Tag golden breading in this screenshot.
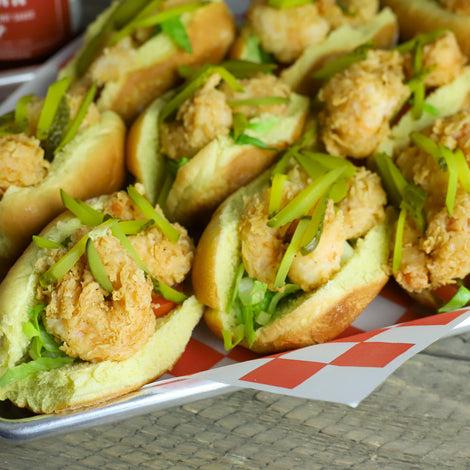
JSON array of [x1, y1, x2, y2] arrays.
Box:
[[438, 0, 470, 15], [159, 74, 232, 161], [247, 0, 330, 63], [317, 0, 379, 29], [0, 134, 48, 197], [318, 49, 409, 158]]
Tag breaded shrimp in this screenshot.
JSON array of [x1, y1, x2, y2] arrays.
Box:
[[41, 232, 156, 363], [337, 167, 387, 240], [0, 134, 48, 197], [221, 73, 291, 119], [288, 200, 345, 291], [318, 0, 379, 29], [159, 73, 232, 161], [319, 49, 409, 158], [38, 190, 194, 362], [247, 0, 330, 63], [403, 31, 466, 88]]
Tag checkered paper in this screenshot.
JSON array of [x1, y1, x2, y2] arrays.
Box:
[[162, 284, 470, 407]]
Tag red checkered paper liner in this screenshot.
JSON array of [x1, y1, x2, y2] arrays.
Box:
[[160, 284, 470, 407]]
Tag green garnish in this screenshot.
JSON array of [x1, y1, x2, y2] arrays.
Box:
[[86, 238, 114, 294], [153, 279, 188, 303], [232, 112, 249, 141], [227, 96, 290, 107], [127, 185, 180, 242], [312, 41, 375, 81], [242, 36, 276, 65], [109, 1, 205, 46], [234, 133, 277, 150], [269, 173, 288, 216], [392, 207, 407, 272], [273, 217, 310, 289], [439, 144, 459, 216], [410, 132, 446, 170], [374, 152, 427, 233], [14, 94, 34, 131], [161, 16, 192, 53], [32, 236, 63, 250], [395, 29, 447, 55], [61, 189, 104, 227], [268, 166, 347, 228], [54, 82, 98, 154], [36, 77, 71, 141], [43, 96, 70, 162], [454, 148, 470, 193], [118, 218, 155, 235], [159, 64, 244, 122], [268, 0, 314, 8], [39, 234, 88, 288], [438, 281, 470, 313], [300, 192, 328, 255]]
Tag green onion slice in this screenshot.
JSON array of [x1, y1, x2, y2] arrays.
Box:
[[221, 59, 277, 77], [127, 185, 180, 242], [55, 82, 98, 154], [269, 173, 288, 217], [161, 15, 192, 53], [438, 281, 470, 313], [454, 148, 470, 193], [14, 94, 34, 131], [234, 133, 278, 150], [300, 192, 328, 255], [266, 283, 301, 314], [33, 236, 63, 250], [152, 279, 188, 303], [86, 238, 113, 294], [227, 96, 290, 107], [60, 189, 104, 227], [268, 166, 346, 228], [268, 0, 314, 8], [312, 40, 374, 81], [118, 219, 155, 235], [439, 143, 459, 216], [395, 29, 447, 54], [246, 116, 278, 134], [392, 207, 407, 273], [39, 234, 88, 288], [221, 326, 245, 350], [36, 77, 71, 141], [232, 112, 249, 141], [273, 217, 310, 290], [110, 1, 205, 46]]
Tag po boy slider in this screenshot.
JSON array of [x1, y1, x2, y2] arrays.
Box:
[[0, 77, 126, 278], [0, 186, 203, 413], [60, 0, 236, 123], [192, 139, 392, 353]]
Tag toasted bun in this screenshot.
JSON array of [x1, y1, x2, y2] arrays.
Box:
[[192, 170, 392, 354], [0, 200, 203, 414], [0, 111, 126, 279], [61, 1, 236, 123], [381, 0, 470, 57], [127, 92, 310, 226], [280, 7, 398, 95]]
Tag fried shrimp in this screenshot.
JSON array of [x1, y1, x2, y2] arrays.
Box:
[[221, 73, 291, 119], [40, 232, 156, 363], [318, 49, 409, 158], [317, 0, 379, 29], [438, 0, 470, 15], [0, 134, 48, 197], [247, 0, 330, 63], [37, 190, 194, 362], [403, 31, 466, 88], [159, 73, 233, 161]]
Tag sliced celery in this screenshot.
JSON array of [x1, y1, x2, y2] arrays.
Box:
[[269, 173, 288, 217], [392, 207, 407, 273], [268, 166, 346, 228], [161, 16, 192, 53], [454, 148, 470, 193], [268, 0, 314, 8], [439, 144, 458, 217], [127, 185, 180, 242], [438, 281, 470, 313], [32, 235, 63, 250], [232, 112, 249, 141], [14, 94, 34, 131], [152, 279, 188, 303], [300, 192, 328, 255], [118, 219, 155, 235], [222, 59, 277, 77], [273, 217, 309, 289], [36, 77, 71, 141], [60, 189, 104, 227], [55, 82, 97, 154], [86, 238, 114, 294], [39, 234, 88, 287], [227, 96, 290, 107]]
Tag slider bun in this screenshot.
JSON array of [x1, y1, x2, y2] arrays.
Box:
[[280, 7, 399, 95], [0, 111, 126, 279], [61, 1, 236, 123], [126, 92, 310, 226], [192, 170, 393, 354], [0, 199, 203, 414], [381, 0, 470, 57]]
